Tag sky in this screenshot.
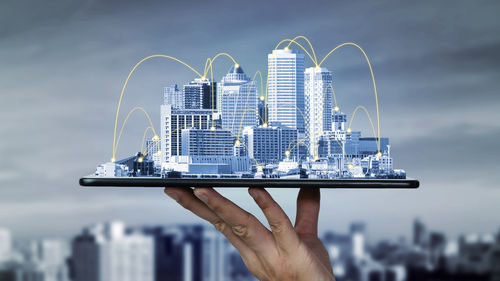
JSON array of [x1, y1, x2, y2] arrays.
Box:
[[1, 0, 499, 242]]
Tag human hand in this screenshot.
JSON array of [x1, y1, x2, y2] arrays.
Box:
[[164, 187, 335, 281]]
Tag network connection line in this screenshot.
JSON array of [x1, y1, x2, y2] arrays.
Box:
[[252, 70, 265, 101], [113, 106, 157, 161], [140, 126, 154, 155], [112, 54, 204, 162], [203, 53, 238, 78], [318, 42, 381, 149], [347, 105, 379, 152]]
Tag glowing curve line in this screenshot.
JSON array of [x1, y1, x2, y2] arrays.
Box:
[[140, 126, 154, 154], [285, 35, 319, 66], [318, 42, 381, 150], [203, 52, 238, 77], [274, 39, 317, 66], [252, 70, 264, 99], [112, 54, 204, 160], [347, 105, 379, 151], [114, 106, 157, 158]]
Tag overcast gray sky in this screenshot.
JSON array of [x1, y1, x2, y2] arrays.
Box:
[[1, 0, 499, 241]]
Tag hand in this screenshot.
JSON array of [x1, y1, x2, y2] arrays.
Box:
[[164, 187, 335, 281]]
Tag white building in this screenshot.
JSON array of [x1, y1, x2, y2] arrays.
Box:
[[218, 65, 258, 138], [267, 48, 305, 133], [164, 84, 184, 109], [0, 228, 11, 263], [164, 155, 251, 174], [160, 105, 214, 164], [72, 221, 154, 281], [95, 162, 129, 177], [304, 67, 333, 157]]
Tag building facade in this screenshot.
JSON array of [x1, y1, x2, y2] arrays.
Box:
[[183, 78, 217, 110], [160, 105, 213, 164], [164, 84, 184, 110], [218, 65, 258, 138], [267, 49, 305, 133], [243, 125, 299, 163], [304, 67, 333, 157], [181, 128, 234, 156]]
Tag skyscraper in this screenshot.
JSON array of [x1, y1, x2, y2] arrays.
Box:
[[218, 65, 258, 138], [184, 78, 217, 110], [71, 221, 154, 281], [267, 48, 305, 132], [304, 67, 333, 157]]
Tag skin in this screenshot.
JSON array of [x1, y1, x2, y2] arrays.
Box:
[[164, 187, 335, 281]]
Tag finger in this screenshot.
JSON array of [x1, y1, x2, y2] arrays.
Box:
[[164, 187, 253, 257], [248, 188, 300, 253], [294, 187, 320, 236], [193, 187, 276, 255]]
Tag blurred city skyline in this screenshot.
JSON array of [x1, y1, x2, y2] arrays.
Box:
[[1, 0, 500, 242]]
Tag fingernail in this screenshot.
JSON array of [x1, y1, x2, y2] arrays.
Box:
[[194, 189, 208, 204], [165, 190, 179, 202]]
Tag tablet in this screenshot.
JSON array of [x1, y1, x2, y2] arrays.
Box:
[[79, 176, 419, 189]]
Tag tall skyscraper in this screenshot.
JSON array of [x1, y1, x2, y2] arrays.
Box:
[[304, 67, 333, 157], [0, 228, 11, 263], [267, 48, 305, 132], [184, 78, 217, 110], [71, 221, 154, 281], [218, 65, 258, 137], [164, 84, 184, 110]]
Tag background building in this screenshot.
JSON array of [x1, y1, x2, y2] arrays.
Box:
[[0, 228, 11, 263], [267, 49, 305, 133], [71, 221, 154, 281]]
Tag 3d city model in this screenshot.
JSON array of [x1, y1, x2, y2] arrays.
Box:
[[94, 37, 407, 180]]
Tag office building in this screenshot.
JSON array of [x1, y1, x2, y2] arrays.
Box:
[[181, 128, 234, 156], [304, 67, 333, 157], [160, 105, 213, 163], [243, 125, 298, 163], [218, 65, 258, 137], [359, 137, 389, 155], [267, 48, 305, 132], [184, 78, 217, 110], [71, 221, 154, 281], [0, 228, 11, 263], [141, 224, 230, 281], [164, 84, 184, 109]]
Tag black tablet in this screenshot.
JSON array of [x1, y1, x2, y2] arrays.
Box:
[[79, 176, 419, 189]]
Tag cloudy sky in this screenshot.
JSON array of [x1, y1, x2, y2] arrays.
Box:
[[1, 0, 499, 241]]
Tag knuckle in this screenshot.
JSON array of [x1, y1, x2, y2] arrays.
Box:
[[231, 224, 250, 238], [213, 221, 227, 233], [269, 221, 285, 234]]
